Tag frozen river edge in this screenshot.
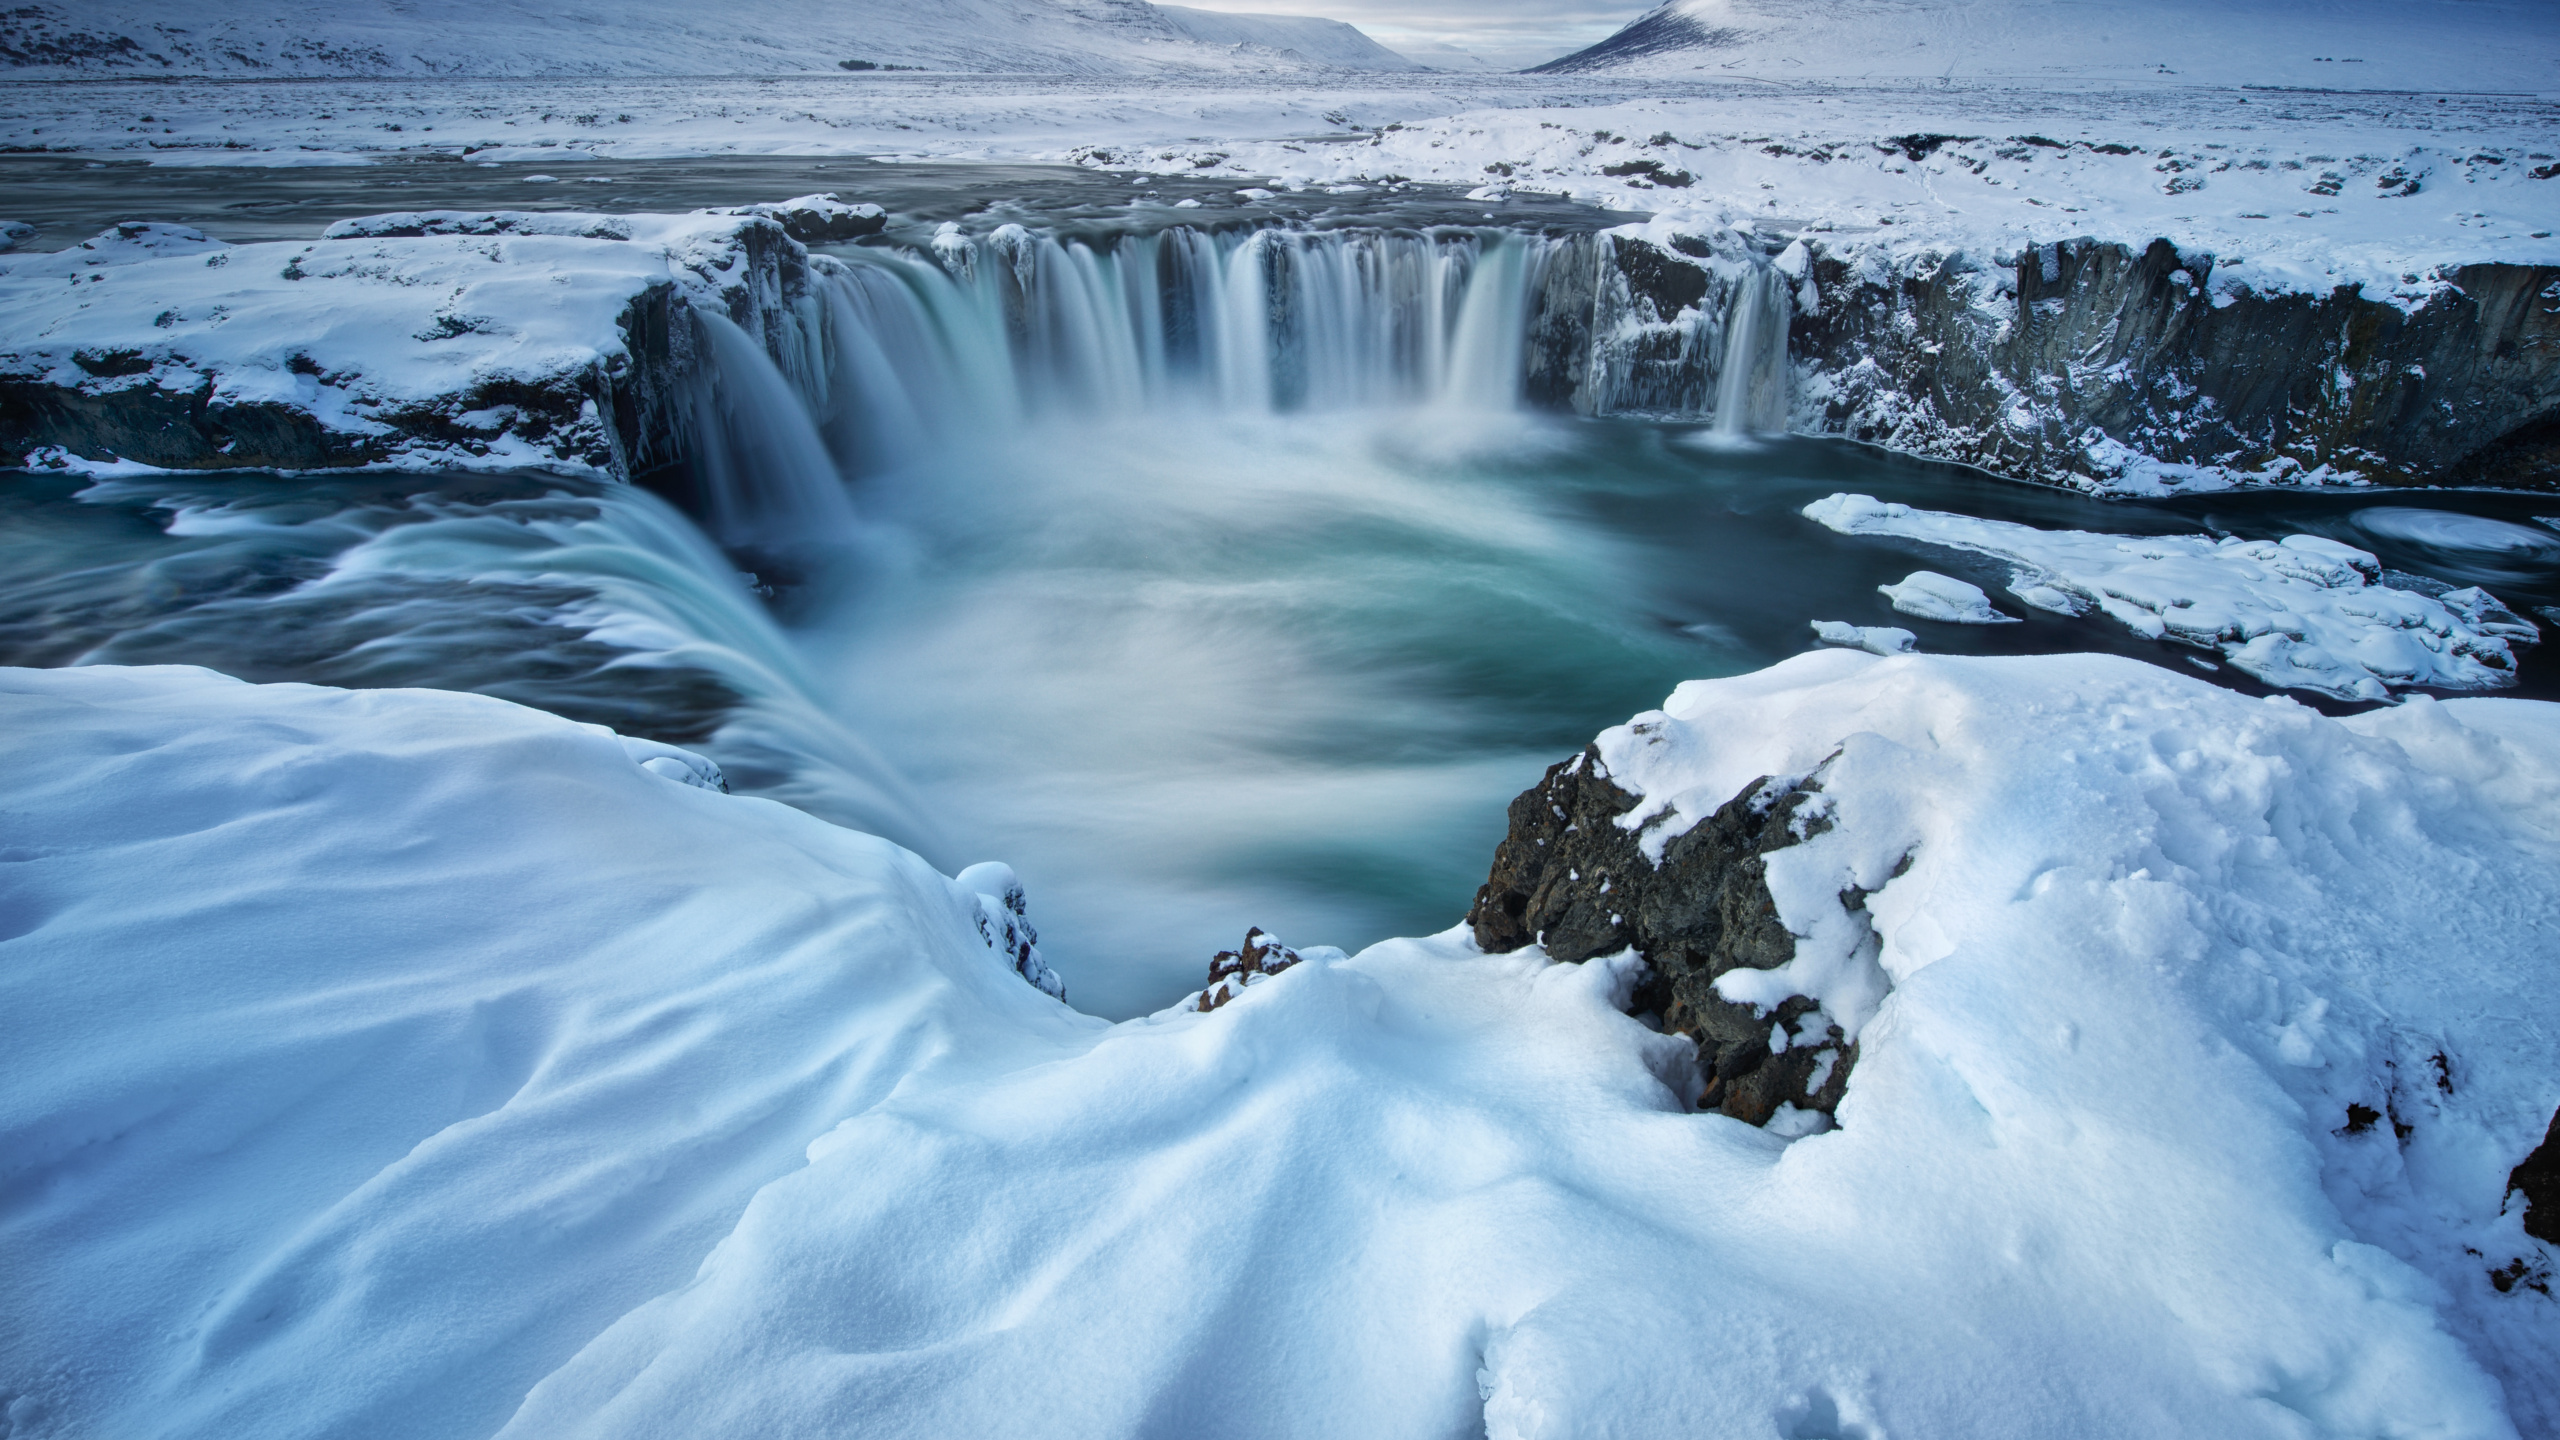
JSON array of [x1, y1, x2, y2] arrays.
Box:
[[4, 183, 2554, 496]]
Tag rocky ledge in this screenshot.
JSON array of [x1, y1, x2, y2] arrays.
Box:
[[0, 197, 873, 477], [1467, 746, 1877, 1127], [1532, 227, 2560, 493]]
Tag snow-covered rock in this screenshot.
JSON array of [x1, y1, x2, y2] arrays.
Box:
[[0, 210, 819, 474], [6, 655, 2556, 1436], [1878, 569, 2013, 624], [1808, 492, 2538, 699], [1810, 618, 1917, 654]]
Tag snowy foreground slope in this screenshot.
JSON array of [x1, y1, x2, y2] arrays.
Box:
[[4, 657, 2557, 1437], [1536, 0, 2560, 93], [0, 0, 1423, 78]]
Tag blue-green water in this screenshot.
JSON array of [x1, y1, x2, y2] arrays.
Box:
[[6, 414, 2553, 1014]]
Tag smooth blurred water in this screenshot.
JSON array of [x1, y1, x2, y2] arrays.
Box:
[[8, 421, 2556, 1016]]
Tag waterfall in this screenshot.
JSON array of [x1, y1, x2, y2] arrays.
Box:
[[664, 224, 1568, 559], [1711, 266, 1792, 436], [687, 309, 863, 548], [773, 226, 1553, 472]]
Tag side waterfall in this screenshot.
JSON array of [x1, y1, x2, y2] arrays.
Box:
[[1712, 265, 1792, 436]]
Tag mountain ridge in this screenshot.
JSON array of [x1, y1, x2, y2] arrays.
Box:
[[0, 0, 1429, 77]]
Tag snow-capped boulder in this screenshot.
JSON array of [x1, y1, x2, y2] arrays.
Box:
[[1879, 570, 2015, 624], [1469, 749, 1863, 1126], [716, 194, 888, 246]]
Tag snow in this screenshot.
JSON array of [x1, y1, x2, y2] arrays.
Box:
[[0, 0, 1427, 77], [1807, 492, 2541, 700], [0, 211, 776, 471], [5, 656, 2556, 1436], [1810, 618, 1918, 654], [1879, 568, 2014, 624], [1541, 0, 2560, 94], [7, 72, 2549, 303]]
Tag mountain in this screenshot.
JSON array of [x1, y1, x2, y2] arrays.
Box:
[[1529, 0, 2560, 93], [0, 0, 1427, 77]]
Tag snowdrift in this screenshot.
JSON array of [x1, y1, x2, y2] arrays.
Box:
[[3, 655, 2557, 1437]]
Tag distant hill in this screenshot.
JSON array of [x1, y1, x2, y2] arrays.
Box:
[[0, 0, 1428, 77], [1529, 0, 2560, 93]]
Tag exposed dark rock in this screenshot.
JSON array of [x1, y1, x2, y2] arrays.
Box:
[[1197, 928, 1303, 1011], [1535, 228, 2560, 491], [1788, 237, 2560, 490], [1527, 8, 1745, 74], [2513, 1106, 2560, 1245], [1467, 747, 1861, 1126]]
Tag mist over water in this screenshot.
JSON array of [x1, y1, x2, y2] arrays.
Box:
[[7, 212, 2558, 1017]]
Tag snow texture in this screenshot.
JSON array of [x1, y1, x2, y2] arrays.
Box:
[[0, 211, 775, 471], [1538, 0, 2559, 93], [1808, 492, 2540, 700], [1879, 569, 2015, 624], [0, 0, 1426, 77], [1810, 618, 1918, 654], [8, 656, 2555, 1436]]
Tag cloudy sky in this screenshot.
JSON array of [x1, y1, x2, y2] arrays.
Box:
[[1177, 0, 1652, 69]]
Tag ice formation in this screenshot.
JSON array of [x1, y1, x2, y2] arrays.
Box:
[[1807, 492, 2541, 699]]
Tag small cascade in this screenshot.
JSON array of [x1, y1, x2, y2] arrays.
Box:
[[1439, 236, 1532, 409], [1711, 265, 1793, 436], [686, 310, 863, 548]]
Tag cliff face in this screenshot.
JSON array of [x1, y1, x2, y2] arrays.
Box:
[[1466, 746, 1866, 1127], [0, 212, 828, 480], [1532, 227, 2560, 492], [8, 210, 2554, 499]]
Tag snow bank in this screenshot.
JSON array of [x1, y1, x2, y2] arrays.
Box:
[[0, 664, 1091, 1440], [1808, 492, 2540, 699], [6, 656, 2557, 1435]]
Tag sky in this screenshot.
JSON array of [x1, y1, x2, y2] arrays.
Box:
[[1170, 0, 1649, 70]]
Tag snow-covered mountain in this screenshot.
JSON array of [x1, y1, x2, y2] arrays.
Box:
[[1531, 0, 2560, 93], [0, 0, 1427, 77]]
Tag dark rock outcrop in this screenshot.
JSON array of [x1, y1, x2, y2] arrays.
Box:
[[1196, 928, 1303, 1012], [1532, 229, 2560, 491], [2514, 1106, 2560, 1245], [1467, 748, 1859, 1125]]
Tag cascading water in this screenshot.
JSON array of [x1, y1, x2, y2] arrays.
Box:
[[686, 310, 862, 548], [685, 224, 1563, 503], [1712, 265, 1792, 436]]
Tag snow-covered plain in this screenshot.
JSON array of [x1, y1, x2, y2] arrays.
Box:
[[1538, 0, 2560, 93], [4, 655, 2556, 1437], [4, 72, 2550, 299], [0, 0, 1426, 78]]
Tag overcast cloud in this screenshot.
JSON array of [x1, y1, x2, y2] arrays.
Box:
[[1172, 0, 1650, 70]]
